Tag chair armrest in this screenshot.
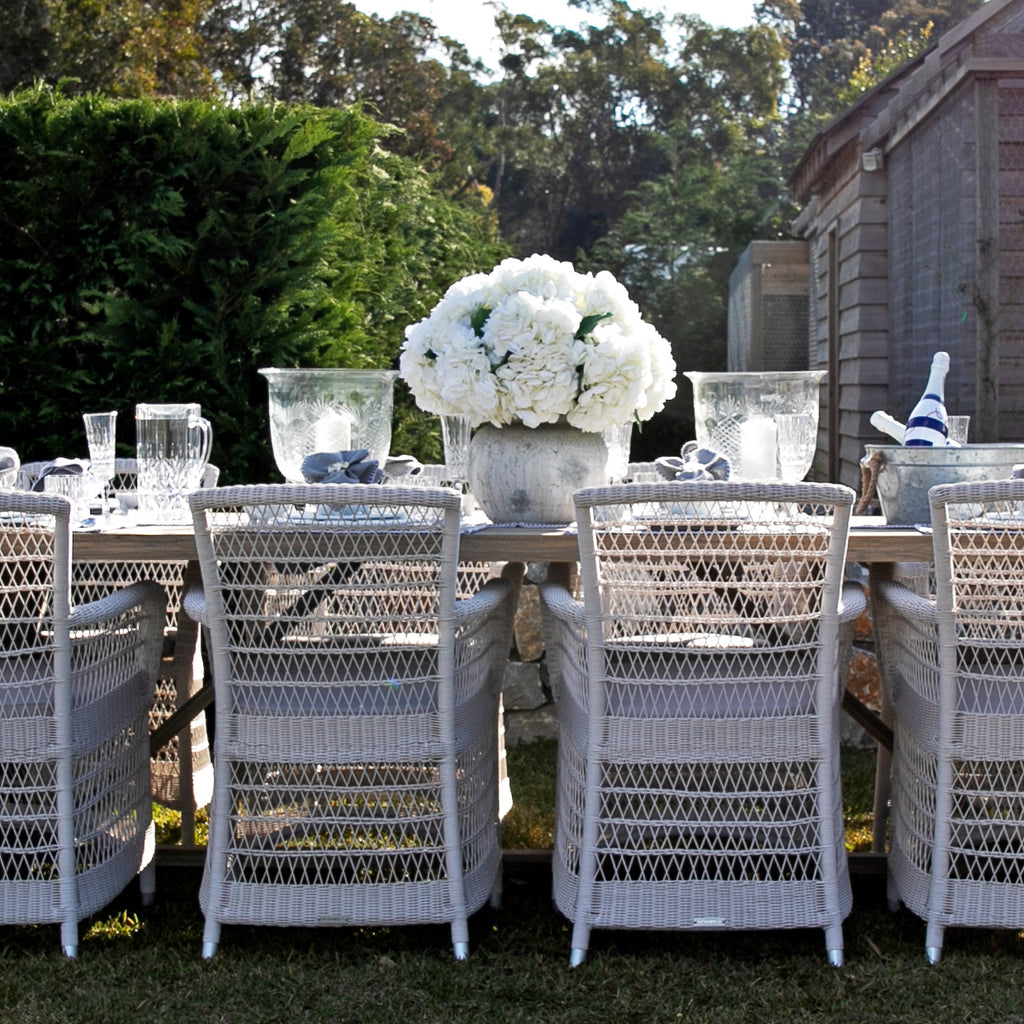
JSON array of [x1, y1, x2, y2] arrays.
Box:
[[838, 581, 868, 625], [454, 578, 516, 629], [874, 578, 941, 625], [182, 582, 210, 627], [69, 579, 165, 631], [538, 580, 587, 630], [68, 580, 166, 709]]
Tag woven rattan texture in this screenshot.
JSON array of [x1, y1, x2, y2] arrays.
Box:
[[540, 481, 863, 965], [0, 491, 165, 955], [876, 479, 1024, 962], [19, 458, 216, 811], [186, 484, 519, 958]]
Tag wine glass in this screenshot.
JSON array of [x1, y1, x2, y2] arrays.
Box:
[[83, 411, 117, 516]]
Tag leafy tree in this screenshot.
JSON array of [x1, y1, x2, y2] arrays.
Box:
[[479, 1, 679, 259], [2, 0, 214, 97], [0, 0, 51, 93], [836, 19, 933, 106], [590, 134, 792, 456], [0, 0, 978, 461], [755, 0, 982, 121], [201, 0, 483, 167]]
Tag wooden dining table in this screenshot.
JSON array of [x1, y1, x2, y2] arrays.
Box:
[[70, 513, 931, 862], [70, 514, 934, 565]]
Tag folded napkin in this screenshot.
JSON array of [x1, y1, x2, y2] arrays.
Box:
[[655, 441, 731, 482], [30, 458, 89, 491], [301, 449, 383, 485], [0, 446, 19, 488], [384, 455, 423, 479]]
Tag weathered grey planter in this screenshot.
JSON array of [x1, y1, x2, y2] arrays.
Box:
[[468, 421, 608, 523]]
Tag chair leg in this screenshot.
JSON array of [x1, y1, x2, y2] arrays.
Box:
[[824, 923, 844, 967], [61, 918, 78, 959], [925, 921, 944, 964], [569, 920, 591, 967], [139, 862, 156, 906], [450, 917, 470, 960], [201, 919, 221, 959]]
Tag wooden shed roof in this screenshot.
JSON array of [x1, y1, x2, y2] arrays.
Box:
[[792, 0, 1024, 202]]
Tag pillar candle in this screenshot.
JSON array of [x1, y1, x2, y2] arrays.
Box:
[[739, 416, 778, 480], [312, 410, 353, 452]]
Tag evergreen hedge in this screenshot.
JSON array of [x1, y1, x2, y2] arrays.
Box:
[[0, 87, 505, 481]]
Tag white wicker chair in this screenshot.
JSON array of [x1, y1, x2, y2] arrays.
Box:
[[21, 458, 217, 825], [540, 481, 864, 966], [185, 483, 520, 959], [874, 478, 1024, 963], [389, 465, 513, 816], [0, 491, 165, 956]]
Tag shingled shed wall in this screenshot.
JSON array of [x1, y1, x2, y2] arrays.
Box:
[[789, 0, 1024, 489]]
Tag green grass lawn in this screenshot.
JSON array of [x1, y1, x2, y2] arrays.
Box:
[[3, 741, 1024, 1024]]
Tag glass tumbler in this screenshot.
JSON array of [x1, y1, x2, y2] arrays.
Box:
[[441, 414, 472, 484], [775, 412, 817, 483]]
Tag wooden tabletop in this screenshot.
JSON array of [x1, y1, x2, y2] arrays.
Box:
[[69, 515, 935, 565]]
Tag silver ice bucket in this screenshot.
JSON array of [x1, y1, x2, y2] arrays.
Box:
[[863, 444, 1024, 524]]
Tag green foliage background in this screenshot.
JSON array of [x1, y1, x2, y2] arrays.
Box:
[[0, 88, 506, 481]]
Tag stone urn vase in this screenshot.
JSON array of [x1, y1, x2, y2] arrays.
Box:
[[467, 420, 609, 524]]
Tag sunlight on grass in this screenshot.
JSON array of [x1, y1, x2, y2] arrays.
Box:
[[502, 739, 557, 849], [83, 909, 143, 942], [152, 803, 210, 846], [842, 744, 878, 853]]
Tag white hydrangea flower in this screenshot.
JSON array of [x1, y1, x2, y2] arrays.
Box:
[[399, 253, 677, 432]]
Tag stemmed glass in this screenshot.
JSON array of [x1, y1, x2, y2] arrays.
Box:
[[440, 414, 474, 514], [83, 411, 117, 517]]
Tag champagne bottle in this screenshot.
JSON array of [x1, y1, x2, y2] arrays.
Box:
[[904, 352, 951, 447], [869, 411, 906, 444]]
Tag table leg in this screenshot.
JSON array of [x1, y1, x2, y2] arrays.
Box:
[[867, 561, 896, 854], [149, 559, 212, 848]]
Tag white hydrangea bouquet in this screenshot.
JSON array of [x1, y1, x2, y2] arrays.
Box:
[[399, 254, 677, 433]]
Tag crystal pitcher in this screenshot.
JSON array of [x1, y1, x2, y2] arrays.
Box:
[[135, 403, 213, 523]]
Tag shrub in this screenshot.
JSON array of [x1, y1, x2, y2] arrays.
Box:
[[0, 87, 505, 480]]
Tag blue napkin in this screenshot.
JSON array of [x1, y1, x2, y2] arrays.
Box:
[[655, 442, 731, 482], [301, 450, 383, 485]]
